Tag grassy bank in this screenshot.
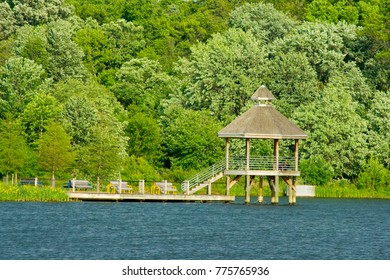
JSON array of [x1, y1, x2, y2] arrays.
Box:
[[0, 183, 69, 202]]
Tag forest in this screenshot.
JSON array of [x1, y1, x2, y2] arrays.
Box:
[[0, 0, 389, 193]]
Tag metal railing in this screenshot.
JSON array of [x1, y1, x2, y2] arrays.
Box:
[[228, 156, 296, 171], [181, 159, 226, 191], [181, 156, 296, 191]]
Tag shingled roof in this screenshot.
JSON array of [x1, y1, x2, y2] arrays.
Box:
[[218, 86, 308, 139]]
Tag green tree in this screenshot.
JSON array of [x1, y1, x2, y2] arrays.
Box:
[[300, 156, 334, 186], [21, 92, 62, 144], [293, 85, 368, 178], [74, 18, 145, 85], [62, 96, 98, 146], [162, 106, 224, 170], [176, 28, 266, 123], [0, 57, 46, 117], [0, 115, 30, 184], [0, 0, 73, 40], [46, 20, 87, 82], [357, 157, 390, 192], [37, 122, 74, 187], [112, 58, 179, 115], [125, 111, 163, 164], [229, 2, 297, 43], [78, 116, 127, 191]]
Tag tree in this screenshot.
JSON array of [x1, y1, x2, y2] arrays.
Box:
[[176, 28, 266, 123], [21, 92, 62, 144], [112, 58, 179, 115], [293, 85, 368, 178], [62, 96, 98, 146], [162, 106, 224, 171], [229, 2, 297, 43], [125, 110, 163, 164], [37, 122, 74, 187], [0, 115, 30, 184], [74, 18, 145, 85], [0, 57, 46, 117], [357, 157, 390, 192], [78, 115, 127, 191], [46, 20, 87, 82], [271, 21, 359, 83], [0, 0, 73, 40]]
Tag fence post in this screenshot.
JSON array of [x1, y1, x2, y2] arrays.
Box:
[[34, 177, 38, 187], [139, 180, 145, 194], [72, 178, 75, 192], [185, 181, 189, 195], [119, 178, 122, 194]]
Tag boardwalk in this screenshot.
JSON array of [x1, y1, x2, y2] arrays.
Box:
[[67, 192, 235, 203]]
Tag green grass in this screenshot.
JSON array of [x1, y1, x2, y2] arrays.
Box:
[[0, 183, 69, 202]]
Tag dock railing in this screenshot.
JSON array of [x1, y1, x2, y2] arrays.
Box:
[[181, 156, 296, 192]]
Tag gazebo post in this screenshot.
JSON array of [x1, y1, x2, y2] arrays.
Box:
[[225, 138, 230, 195], [273, 139, 279, 204], [293, 139, 299, 204], [258, 176, 264, 204], [245, 138, 251, 204]]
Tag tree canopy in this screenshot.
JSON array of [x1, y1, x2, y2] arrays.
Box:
[[0, 0, 388, 189]]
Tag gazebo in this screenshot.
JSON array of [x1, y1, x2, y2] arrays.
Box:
[[218, 85, 308, 204]]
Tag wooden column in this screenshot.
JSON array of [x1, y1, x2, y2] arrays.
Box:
[[225, 138, 230, 195], [258, 176, 264, 204], [292, 177, 297, 205], [288, 178, 293, 205], [294, 139, 299, 171], [273, 139, 279, 204], [245, 138, 250, 204]]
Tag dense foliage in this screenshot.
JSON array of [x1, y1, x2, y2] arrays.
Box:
[[0, 0, 388, 193]]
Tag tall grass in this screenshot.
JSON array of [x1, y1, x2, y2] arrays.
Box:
[[0, 183, 69, 202], [315, 180, 390, 199]]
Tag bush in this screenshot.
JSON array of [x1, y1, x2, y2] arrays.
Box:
[[357, 158, 390, 192], [300, 156, 334, 186]]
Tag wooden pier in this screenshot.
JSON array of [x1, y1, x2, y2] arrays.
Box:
[[67, 192, 235, 203]]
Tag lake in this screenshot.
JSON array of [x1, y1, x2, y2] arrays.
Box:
[[0, 197, 389, 260]]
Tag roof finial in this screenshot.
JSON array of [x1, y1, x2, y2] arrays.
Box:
[[251, 85, 275, 105]]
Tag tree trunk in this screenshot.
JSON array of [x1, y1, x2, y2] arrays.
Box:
[[51, 171, 56, 188]]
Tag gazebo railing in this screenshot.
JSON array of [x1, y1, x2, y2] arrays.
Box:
[[181, 156, 296, 191], [228, 156, 296, 171]]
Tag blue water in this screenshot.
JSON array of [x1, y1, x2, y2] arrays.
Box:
[[0, 198, 389, 260]]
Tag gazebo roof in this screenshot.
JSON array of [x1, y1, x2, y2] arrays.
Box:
[[218, 86, 308, 139], [251, 85, 275, 101]]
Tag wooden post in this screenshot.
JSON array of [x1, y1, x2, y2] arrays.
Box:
[[288, 177, 293, 205], [246, 138, 250, 171], [225, 138, 229, 170], [207, 180, 211, 195], [72, 178, 75, 192], [185, 181, 190, 195], [139, 180, 145, 194], [35, 177, 38, 187], [258, 176, 264, 204], [273, 139, 279, 204], [226, 176, 230, 195], [119, 178, 122, 194], [294, 139, 299, 171], [269, 177, 275, 204], [245, 175, 250, 204], [292, 177, 297, 205], [245, 138, 250, 204]]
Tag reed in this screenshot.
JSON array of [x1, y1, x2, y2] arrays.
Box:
[[0, 183, 69, 202]]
